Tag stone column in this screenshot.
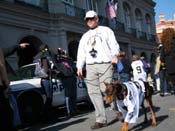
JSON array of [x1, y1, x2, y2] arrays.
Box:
[[59, 30, 68, 52]]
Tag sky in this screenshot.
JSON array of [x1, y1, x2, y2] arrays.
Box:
[[154, 0, 175, 24]]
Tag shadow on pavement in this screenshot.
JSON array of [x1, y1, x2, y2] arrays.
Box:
[[129, 115, 169, 131], [138, 105, 160, 117], [41, 118, 88, 131], [18, 102, 94, 131], [20, 118, 88, 131], [107, 118, 119, 126]]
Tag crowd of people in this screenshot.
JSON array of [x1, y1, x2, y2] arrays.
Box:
[[34, 44, 79, 122], [159, 28, 175, 96], [0, 9, 175, 131]]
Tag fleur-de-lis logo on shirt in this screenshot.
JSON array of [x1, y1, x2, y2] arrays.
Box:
[[89, 48, 97, 58]]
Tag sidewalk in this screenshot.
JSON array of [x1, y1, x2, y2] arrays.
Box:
[[20, 94, 175, 131]]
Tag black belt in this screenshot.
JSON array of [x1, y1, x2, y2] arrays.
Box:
[[87, 62, 110, 65]]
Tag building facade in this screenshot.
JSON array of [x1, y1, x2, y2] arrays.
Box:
[[0, 0, 157, 70], [156, 14, 175, 42]]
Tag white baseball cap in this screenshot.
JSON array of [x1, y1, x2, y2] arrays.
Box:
[[84, 10, 98, 20]]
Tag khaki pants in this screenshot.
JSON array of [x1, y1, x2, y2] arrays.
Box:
[[86, 63, 113, 123]]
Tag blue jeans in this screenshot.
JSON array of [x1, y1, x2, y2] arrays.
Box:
[[159, 70, 168, 93], [41, 79, 53, 119], [41, 79, 52, 98], [9, 94, 21, 126], [120, 73, 131, 82]]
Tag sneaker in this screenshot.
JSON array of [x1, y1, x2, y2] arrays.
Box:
[[90, 122, 107, 130], [164, 92, 169, 96], [171, 91, 174, 95]]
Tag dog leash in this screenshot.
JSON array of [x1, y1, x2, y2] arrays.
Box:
[[83, 63, 120, 85], [84, 63, 113, 82], [112, 63, 120, 82]]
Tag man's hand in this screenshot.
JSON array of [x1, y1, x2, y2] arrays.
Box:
[[20, 43, 30, 49], [77, 68, 83, 80], [4, 80, 10, 89], [112, 56, 118, 64], [3, 80, 10, 98]]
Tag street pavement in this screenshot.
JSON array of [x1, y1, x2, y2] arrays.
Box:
[[19, 93, 175, 131]]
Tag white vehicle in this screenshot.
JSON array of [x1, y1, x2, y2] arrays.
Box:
[[10, 63, 89, 125]]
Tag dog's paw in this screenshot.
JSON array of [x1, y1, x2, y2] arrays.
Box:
[[152, 116, 156, 127], [122, 122, 128, 131], [117, 112, 123, 121], [122, 127, 128, 131], [152, 122, 156, 127]]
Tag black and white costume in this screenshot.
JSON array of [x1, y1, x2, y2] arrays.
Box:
[[116, 80, 145, 123]]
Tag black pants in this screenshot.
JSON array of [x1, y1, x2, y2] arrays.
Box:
[[62, 76, 77, 115], [168, 74, 175, 94], [0, 88, 14, 130]]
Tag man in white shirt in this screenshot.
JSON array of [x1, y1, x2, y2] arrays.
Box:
[[76, 10, 120, 130], [131, 54, 147, 82]]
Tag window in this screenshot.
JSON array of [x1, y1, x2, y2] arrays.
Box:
[[146, 14, 151, 34], [123, 3, 131, 33], [86, 0, 97, 11], [146, 14, 152, 40], [135, 9, 142, 32], [62, 0, 75, 16], [135, 9, 143, 38]]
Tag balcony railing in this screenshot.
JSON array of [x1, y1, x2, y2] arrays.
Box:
[[128, 28, 137, 37], [98, 16, 124, 32], [147, 34, 156, 42], [61, 3, 156, 43], [14, 0, 48, 12], [116, 21, 125, 32], [14, 1, 156, 43], [137, 30, 147, 40]]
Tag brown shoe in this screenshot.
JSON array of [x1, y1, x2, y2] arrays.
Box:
[[90, 122, 107, 130]]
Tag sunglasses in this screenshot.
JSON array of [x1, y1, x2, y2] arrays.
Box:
[[86, 17, 96, 21]]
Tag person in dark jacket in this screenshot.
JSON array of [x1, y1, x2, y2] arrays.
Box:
[[155, 44, 168, 96], [160, 28, 175, 95], [119, 50, 131, 82], [55, 48, 78, 117], [0, 43, 29, 130]]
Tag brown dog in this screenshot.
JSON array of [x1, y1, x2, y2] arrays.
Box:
[[104, 80, 156, 131]]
